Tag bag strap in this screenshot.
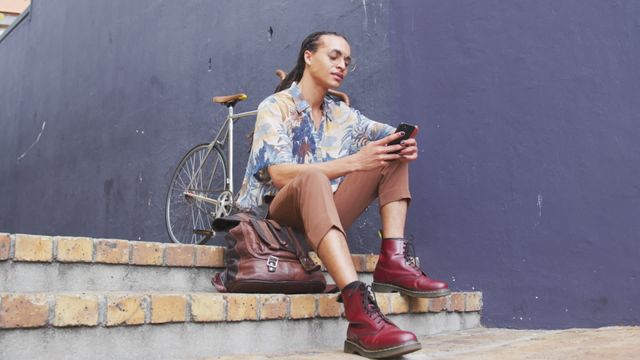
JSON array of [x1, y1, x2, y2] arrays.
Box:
[[249, 218, 285, 250], [264, 219, 292, 248], [285, 227, 321, 273]]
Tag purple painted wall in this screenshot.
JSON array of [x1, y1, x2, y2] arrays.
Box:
[[0, 0, 393, 253], [390, 0, 640, 328]]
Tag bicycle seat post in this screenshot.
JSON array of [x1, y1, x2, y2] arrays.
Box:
[[227, 104, 235, 194]]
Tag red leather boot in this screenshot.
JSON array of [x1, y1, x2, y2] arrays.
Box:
[[372, 238, 451, 298], [339, 281, 421, 359]]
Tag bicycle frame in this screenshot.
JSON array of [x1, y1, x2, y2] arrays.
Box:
[[183, 105, 257, 206], [226, 106, 259, 193], [181, 68, 349, 208], [167, 70, 352, 244]]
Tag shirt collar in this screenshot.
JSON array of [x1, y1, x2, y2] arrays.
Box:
[[289, 82, 334, 122]]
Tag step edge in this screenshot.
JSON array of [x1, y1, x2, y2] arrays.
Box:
[[0, 232, 377, 272], [0, 291, 482, 330]]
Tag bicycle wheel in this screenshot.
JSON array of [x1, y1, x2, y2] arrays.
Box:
[[166, 144, 228, 244]]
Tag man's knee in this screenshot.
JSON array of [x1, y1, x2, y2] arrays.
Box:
[[292, 168, 331, 189], [381, 160, 410, 181], [384, 159, 409, 172]]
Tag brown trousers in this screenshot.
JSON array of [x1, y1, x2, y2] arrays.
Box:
[[268, 160, 411, 251]]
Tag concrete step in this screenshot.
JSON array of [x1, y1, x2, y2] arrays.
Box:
[[0, 233, 375, 292], [0, 290, 483, 359], [1, 232, 482, 359]]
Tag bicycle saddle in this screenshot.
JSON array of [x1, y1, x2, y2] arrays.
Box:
[[212, 93, 248, 107]]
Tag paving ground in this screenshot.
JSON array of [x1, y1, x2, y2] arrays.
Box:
[[204, 326, 640, 360]]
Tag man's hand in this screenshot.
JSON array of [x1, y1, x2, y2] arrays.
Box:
[[352, 132, 407, 171], [397, 137, 418, 163]]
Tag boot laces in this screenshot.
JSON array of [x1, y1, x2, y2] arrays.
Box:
[[402, 238, 420, 269], [361, 284, 390, 325]]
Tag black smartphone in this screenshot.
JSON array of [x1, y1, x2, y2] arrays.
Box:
[[389, 123, 419, 146]]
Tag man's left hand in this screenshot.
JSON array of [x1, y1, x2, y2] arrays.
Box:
[[397, 138, 418, 162]]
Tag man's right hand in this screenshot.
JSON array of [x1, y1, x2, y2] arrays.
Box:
[[352, 132, 406, 171]]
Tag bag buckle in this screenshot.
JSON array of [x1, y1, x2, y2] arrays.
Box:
[[267, 256, 279, 272]]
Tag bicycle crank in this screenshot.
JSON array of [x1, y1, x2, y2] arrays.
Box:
[[215, 190, 234, 218]]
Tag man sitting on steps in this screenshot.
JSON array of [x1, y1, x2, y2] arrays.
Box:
[[236, 31, 451, 359]]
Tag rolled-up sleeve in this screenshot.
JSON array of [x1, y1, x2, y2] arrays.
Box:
[[349, 109, 395, 153], [249, 98, 294, 183]]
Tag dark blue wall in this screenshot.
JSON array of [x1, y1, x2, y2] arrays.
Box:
[[391, 0, 640, 328], [2, 0, 640, 329], [0, 0, 393, 251]]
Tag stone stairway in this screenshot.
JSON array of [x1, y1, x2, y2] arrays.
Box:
[[0, 233, 483, 359]]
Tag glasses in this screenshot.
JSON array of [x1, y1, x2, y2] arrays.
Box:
[[326, 50, 357, 72]]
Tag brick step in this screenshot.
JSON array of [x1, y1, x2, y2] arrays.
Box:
[[0, 290, 482, 359], [0, 233, 375, 292]]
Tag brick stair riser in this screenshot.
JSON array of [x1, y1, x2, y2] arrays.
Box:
[[0, 290, 481, 360], [0, 292, 482, 329], [0, 233, 378, 270]]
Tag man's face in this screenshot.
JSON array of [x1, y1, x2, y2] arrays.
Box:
[[305, 35, 352, 90]]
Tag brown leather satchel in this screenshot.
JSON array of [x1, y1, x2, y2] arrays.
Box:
[[211, 210, 327, 294]]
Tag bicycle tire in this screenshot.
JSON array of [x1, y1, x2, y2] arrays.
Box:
[[165, 144, 228, 244]]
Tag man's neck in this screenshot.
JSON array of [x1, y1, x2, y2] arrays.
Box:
[[298, 76, 327, 111]]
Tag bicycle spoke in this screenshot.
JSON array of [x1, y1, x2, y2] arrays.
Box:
[[176, 170, 189, 190], [169, 199, 190, 242], [190, 201, 199, 244], [206, 156, 222, 191], [166, 144, 228, 244]]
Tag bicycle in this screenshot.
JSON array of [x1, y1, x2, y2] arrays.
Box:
[[165, 70, 350, 244]]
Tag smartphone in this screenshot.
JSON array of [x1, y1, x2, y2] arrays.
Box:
[[389, 123, 419, 146]]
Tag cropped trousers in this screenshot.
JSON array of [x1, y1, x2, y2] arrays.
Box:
[[268, 160, 411, 251]]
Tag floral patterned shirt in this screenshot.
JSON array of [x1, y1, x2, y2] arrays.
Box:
[[235, 82, 395, 210]]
